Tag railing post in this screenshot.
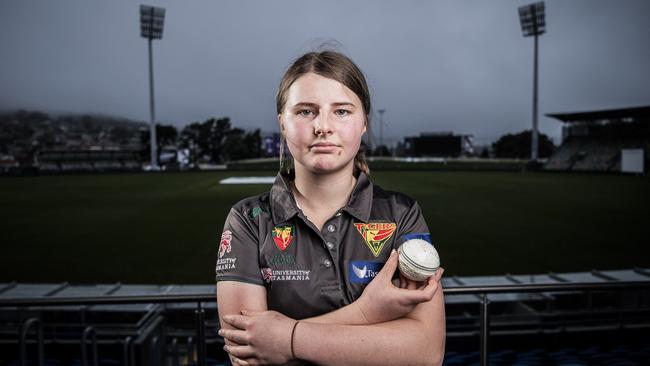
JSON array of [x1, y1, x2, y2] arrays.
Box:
[[81, 326, 98, 366], [186, 335, 194, 360], [20, 317, 44, 366], [123, 336, 134, 366], [480, 293, 490, 366], [171, 337, 179, 366], [195, 302, 207, 366], [150, 335, 160, 366]]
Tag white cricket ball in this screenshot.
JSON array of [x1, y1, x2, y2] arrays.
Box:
[[398, 239, 440, 282]]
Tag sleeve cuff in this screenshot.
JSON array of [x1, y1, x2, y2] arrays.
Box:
[[216, 275, 265, 286]]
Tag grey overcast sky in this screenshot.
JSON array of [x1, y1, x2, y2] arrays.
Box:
[[1, 1, 649, 145]]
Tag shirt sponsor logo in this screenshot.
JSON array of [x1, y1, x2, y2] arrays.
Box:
[[260, 267, 310, 283], [349, 261, 384, 284], [402, 232, 432, 244], [215, 257, 237, 271], [272, 225, 295, 251], [269, 252, 296, 265], [354, 222, 397, 257], [219, 230, 233, 258]]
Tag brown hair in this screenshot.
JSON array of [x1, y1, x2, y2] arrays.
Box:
[[276, 50, 370, 176]]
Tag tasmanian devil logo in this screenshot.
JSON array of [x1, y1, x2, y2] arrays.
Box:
[[354, 222, 397, 257], [219, 230, 233, 258], [272, 225, 294, 251]]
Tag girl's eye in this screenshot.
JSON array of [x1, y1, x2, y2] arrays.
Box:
[[298, 110, 315, 117], [335, 109, 350, 116]]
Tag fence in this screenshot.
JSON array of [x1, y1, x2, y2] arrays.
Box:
[[1, 281, 649, 366]]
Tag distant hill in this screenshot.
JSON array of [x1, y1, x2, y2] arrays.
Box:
[[0, 109, 147, 130], [0, 110, 148, 155]]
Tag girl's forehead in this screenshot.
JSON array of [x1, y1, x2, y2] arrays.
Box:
[[286, 73, 360, 106]]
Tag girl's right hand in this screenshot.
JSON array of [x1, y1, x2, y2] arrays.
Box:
[[355, 249, 444, 324]]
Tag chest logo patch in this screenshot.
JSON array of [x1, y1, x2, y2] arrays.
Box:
[[354, 222, 397, 257], [349, 261, 385, 283], [272, 225, 294, 251]]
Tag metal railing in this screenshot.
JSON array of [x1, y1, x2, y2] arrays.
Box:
[[1, 281, 649, 366]]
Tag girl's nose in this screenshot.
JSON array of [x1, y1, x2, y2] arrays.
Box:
[[313, 114, 334, 136]]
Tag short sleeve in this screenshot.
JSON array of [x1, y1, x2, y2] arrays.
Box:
[[394, 200, 433, 247], [215, 208, 264, 285]]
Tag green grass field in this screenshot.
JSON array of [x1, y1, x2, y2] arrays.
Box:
[[1, 171, 648, 284]]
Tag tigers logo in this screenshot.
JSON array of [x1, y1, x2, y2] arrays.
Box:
[[219, 230, 232, 258], [272, 225, 294, 251], [354, 222, 397, 257]]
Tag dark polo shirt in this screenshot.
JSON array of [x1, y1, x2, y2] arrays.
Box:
[[215, 172, 432, 320]]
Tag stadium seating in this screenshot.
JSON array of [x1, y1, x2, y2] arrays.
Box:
[[545, 138, 647, 172], [36, 150, 144, 174]]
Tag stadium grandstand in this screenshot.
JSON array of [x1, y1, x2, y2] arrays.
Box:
[[544, 106, 650, 173], [0, 155, 19, 174], [36, 149, 143, 173], [1, 269, 649, 365]]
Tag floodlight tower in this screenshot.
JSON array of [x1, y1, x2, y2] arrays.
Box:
[[378, 109, 386, 155], [518, 1, 546, 162], [140, 5, 165, 170]]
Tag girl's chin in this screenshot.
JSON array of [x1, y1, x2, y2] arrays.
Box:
[[302, 157, 352, 173]]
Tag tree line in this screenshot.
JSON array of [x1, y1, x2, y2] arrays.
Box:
[[2, 110, 556, 164], [141, 117, 263, 165]]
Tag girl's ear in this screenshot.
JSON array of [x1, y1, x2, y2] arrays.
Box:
[[278, 114, 284, 132]]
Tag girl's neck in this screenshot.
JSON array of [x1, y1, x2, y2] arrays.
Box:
[[292, 164, 357, 213]]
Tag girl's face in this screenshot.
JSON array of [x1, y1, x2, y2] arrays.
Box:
[[279, 72, 367, 175]]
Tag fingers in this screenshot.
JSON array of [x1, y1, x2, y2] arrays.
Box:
[[224, 344, 255, 359], [435, 267, 445, 281], [399, 273, 422, 290], [418, 276, 440, 301], [414, 268, 444, 290], [406, 279, 418, 290], [230, 355, 255, 366], [378, 249, 398, 280], [230, 355, 250, 366], [396, 277, 439, 303], [222, 314, 250, 330], [240, 309, 265, 316], [219, 328, 249, 344]]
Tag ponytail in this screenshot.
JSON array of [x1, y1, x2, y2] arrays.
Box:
[[354, 144, 370, 176]]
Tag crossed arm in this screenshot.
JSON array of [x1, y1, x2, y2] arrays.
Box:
[[216, 251, 446, 366]]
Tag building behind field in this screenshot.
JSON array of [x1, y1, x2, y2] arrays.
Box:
[[545, 106, 650, 173], [403, 132, 474, 157]]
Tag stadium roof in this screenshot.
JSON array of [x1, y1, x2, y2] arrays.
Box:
[[546, 105, 650, 124]]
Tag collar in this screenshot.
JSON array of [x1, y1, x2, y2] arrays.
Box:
[[270, 171, 373, 225]]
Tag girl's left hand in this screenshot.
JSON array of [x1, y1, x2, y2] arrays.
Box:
[[356, 250, 444, 324], [220, 310, 297, 365]]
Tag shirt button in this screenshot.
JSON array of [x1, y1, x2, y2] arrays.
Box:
[[326, 241, 334, 250], [335, 212, 342, 217], [327, 224, 336, 232], [323, 259, 332, 268]]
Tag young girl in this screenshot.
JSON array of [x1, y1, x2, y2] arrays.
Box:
[[216, 50, 445, 366]]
